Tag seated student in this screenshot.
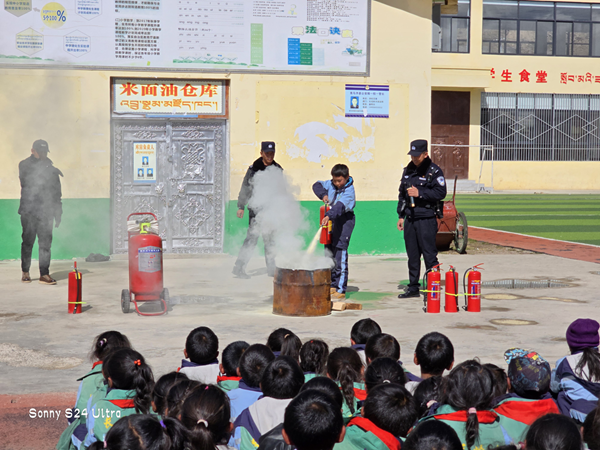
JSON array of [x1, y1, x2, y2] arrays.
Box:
[[327, 347, 366, 420], [58, 331, 131, 450], [152, 371, 189, 417], [87, 414, 188, 450], [484, 363, 508, 399], [552, 318, 600, 423], [267, 328, 302, 361], [412, 376, 442, 419], [365, 334, 400, 364], [300, 339, 329, 382], [408, 332, 454, 393], [525, 414, 582, 450], [420, 360, 521, 448], [80, 349, 155, 449], [350, 319, 381, 365], [219, 341, 250, 392], [493, 348, 559, 434], [178, 326, 220, 384], [232, 356, 305, 450], [282, 390, 345, 450], [180, 384, 235, 450], [165, 379, 202, 419], [583, 406, 600, 450], [312, 164, 356, 300], [335, 384, 418, 450], [403, 420, 462, 450], [257, 376, 345, 450], [228, 344, 275, 419], [364, 357, 407, 392]]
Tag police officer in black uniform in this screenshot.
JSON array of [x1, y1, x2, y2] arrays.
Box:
[[19, 139, 63, 285], [232, 141, 282, 279], [397, 139, 446, 298]]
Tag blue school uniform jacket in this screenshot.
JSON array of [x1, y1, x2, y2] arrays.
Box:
[[228, 381, 263, 420], [231, 396, 293, 450], [178, 358, 220, 384], [551, 352, 600, 422], [312, 177, 356, 249]]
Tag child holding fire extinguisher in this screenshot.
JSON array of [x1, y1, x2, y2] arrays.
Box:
[[312, 164, 355, 300]]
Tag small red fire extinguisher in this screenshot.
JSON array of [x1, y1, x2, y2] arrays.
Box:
[[463, 263, 483, 312], [319, 204, 332, 245], [68, 260, 83, 314], [445, 265, 459, 313], [423, 264, 442, 313]]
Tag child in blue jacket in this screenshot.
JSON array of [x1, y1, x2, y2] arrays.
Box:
[[313, 164, 355, 299]]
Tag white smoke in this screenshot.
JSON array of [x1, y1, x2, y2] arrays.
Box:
[[248, 166, 334, 270]]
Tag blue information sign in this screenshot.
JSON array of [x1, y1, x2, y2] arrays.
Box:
[[345, 84, 389, 118]]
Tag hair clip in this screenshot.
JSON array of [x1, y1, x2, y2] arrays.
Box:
[[382, 380, 391, 383], [160, 419, 166, 429], [134, 359, 141, 366], [99, 338, 107, 347], [205, 385, 209, 390], [468, 407, 477, 415], [426, 400, 437, 408], [103, 440, 107, 449], [284, 334, 290, 339], [197, 419, 208, 427]]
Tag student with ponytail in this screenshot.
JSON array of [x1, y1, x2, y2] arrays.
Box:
[[81, 348, 155, 448], [58, 331, 131, 450], [165, 379, 202, 418], [421, 360, 520, 449], [300, 339, 329, 382], [552, 318, 600, 423], [364, 357, 407, 392], [180, 384, 235, 450], [327, 347, 365, 420], [152, 371, 189, 417], [267, 328, 302, 361], [87, 414, 188, 450]]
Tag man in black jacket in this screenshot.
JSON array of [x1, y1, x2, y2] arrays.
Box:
[[19, 139, 63, 285], [397, 139, 446, 298], [232, 141, 282, 279]]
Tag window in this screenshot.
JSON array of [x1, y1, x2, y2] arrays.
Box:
[[434, 0, 471, 53], [482, 1, 600, 57], [481, 93, 600, 161]]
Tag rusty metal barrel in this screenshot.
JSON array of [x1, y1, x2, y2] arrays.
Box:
[[273, 267, 331, 317]]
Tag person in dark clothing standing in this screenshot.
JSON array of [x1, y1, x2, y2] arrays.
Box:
[[232, 141, 282, 279], [397, 139, 446, 299], [19, 139, 63, 285]]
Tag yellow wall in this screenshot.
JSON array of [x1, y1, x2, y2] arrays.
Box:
[[0, 0, 432, 202], [432, 0, 600, 191]]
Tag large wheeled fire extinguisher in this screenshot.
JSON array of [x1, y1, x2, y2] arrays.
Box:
[[68, 261, 83, 314], [319, 204, 332, 245], [445, 265, 459, 313], [463, 263, 483, 312], [423, 264, 442, 313]]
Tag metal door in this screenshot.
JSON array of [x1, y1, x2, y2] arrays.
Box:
[[111, 120, 226, 254]]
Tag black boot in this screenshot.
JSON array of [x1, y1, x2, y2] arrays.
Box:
[[232, 264, 250, 279]]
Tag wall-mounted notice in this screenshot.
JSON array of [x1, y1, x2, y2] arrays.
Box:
[[0, 0, 370, 75], [345, 84, 389, 118], [133, 142, 156, 183]]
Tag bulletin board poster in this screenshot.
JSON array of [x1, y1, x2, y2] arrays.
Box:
[[0, 0, 370, 75], [133, 142, 156, 183], [345, 84, 389, 118]]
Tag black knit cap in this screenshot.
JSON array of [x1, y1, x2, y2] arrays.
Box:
[[408, 139, 427, 156]]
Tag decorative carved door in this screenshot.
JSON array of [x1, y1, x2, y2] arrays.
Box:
[[111, 120, 226, 254], [431, 91, 470, 179]]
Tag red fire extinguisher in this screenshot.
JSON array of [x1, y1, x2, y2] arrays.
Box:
[[319, 204, 332, 245], [445, 265, 459, 313], [68, 261, 83, 314], [463, 264, 483, 312], [423, 264, 442, 313]]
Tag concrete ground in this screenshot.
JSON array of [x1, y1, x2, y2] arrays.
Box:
[[0, 249, 598, 449]]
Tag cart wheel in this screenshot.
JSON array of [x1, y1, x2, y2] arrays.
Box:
[[454, 212, 468, 254], [121, 289, 131, 314]]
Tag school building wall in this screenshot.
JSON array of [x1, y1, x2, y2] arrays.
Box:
[[432, 0, 600, 191], [0, 0, 430, 260]]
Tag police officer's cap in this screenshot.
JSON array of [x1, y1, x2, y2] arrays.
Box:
[[33, 139, 50, 153], [408, 139, 428, 156], [261, 141, 276, 152]]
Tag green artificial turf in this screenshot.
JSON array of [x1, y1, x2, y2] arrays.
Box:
[[449, 194, 600, 246]]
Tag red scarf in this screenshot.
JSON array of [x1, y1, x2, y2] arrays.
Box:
[[217, 375, 242, 383], [494, 398, 559, 425], [353, 386, 367, 401], [108, 399, 135, 409], [92, 361, 103, 369], [435, 410, 498, 423], [348, 417, 401, 450]]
